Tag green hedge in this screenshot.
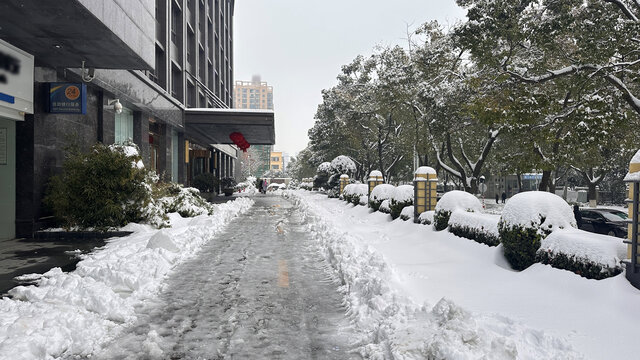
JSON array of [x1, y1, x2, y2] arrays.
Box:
[[536, 250, 622, 280], [390, 199, 412, 220], [449, 225, 500, 247], [433, 210, 451, 231], [498, 223, 542, 270]]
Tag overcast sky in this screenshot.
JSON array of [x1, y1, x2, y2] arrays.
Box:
[[234, 1, 466, 157]]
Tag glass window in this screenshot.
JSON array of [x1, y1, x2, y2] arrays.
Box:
[[114, 107, 134, 144], [171, 130, 179, 182]]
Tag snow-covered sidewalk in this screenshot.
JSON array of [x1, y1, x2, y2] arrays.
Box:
[[0, 197, 253, 359], [290, 190, 640, 359]]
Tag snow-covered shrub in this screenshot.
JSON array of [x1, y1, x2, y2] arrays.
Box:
[[359, 195, 369, 206], [448, 211, 500, 246], [536, 228, 625, 279], [327, 174, 341, 198], [44, 142, 157, 231], [400, 206, 414, 221], [191, 172, 219, 193], [313, 162, 332, 189], [330, 155, 356, 176], [235, 176, 258, 194], [433, 191, 483, 231], [159, 184, 213, 218], [300, 182, 313, 190], [498, 191, 576, 270], [369, 184, 395, 211], [379, 199, 391, 214], [419, 211, 434, 225], [389, 185, 414, 220], [343, 184, 368, 205]]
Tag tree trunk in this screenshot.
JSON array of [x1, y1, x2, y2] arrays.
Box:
[[538, 170, 552, 191], [588, 183, 597, 202], [516, 173, 522, 192]]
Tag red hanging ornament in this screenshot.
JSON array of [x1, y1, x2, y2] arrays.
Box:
[[229, 132, 251, 152]]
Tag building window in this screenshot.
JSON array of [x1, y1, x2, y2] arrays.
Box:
[[114, 107, 134, 144], [271, 157, 279, 162], [272, 165, 279, 170], [171, 129, 179, 182]]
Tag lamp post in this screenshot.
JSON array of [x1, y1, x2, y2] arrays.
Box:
[[413, 166, 438, 223]]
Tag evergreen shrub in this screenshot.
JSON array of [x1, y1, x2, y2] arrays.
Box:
[[498, 223, 542, 270], [535, 250, 622, 280], [433, 210, 451, 231], [192, 173, 219, 193], [449, 224, 500, 246]]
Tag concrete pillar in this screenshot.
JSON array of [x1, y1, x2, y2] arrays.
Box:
[[339, 174, 349, 195], [413, 166, 438, 223]]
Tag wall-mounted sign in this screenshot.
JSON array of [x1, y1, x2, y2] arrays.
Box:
[[0, 39, 34, 120], [48, 83, 87, 114]]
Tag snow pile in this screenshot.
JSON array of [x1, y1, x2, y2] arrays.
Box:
[[290, 191, 582, 359], [0, 197, 254, 359], [159, 186, 212, 218], [330, 155, 356, 175], [400, 206, 414, 221], [436, 190, 483, 213], [235, 176, 258, 195], [538, 228, 626, 278], [419, 210, 435, 225], [500, 191, 576, 235]]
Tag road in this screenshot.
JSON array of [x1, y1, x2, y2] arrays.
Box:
[[94, 195, 362, 359]]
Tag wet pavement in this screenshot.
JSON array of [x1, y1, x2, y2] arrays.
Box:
[[0, 237, 104, 296], [94, 195, 362, 359]]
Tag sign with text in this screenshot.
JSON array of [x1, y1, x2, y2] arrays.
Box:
[[0, 39, 34, 119], [48, 83, 87, 114]]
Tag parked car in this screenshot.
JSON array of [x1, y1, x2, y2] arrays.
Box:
[[578, 208, 628, 238]]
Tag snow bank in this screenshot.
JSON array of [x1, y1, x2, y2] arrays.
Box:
[[290, 191, 581, 359], [500, 191, 576, 235], [435, 190, 483, 213], [0, 198, 254, 359]]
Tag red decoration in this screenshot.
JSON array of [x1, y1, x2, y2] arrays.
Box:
[[229, 132, 250, 152]]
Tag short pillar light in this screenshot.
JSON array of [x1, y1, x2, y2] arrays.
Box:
[[623, 150, 640, 289], [367, 170, 384, 198], [339, 174, 349, 195], [413, 166, 438, 223]]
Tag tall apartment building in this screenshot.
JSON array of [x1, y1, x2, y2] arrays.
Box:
[[234, 75, 273, 177], [0, 0, 275, 239]]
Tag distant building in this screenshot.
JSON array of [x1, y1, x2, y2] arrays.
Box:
[[234, 75, 274, 177], [270, 151, 283, 172]]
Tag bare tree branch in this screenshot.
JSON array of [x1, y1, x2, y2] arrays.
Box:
[[603, 0, 639, 22]]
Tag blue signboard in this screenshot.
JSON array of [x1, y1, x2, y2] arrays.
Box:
[[48, 83, 86, 114]]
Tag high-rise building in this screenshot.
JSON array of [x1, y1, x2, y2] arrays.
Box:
[[0, 1, 275, 239], [234, 75, 273, 177]]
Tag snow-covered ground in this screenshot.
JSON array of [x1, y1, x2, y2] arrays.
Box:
[[290, 190, 639, 359], [0, 198, 254, 360]]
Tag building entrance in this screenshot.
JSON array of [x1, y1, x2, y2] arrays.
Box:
[[0, 116, 15, 240]]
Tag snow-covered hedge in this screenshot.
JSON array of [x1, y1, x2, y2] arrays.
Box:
[[448, 210, 500, 247], [330, 155, 356, 175], [419, 211, 434, 225], [400, 206, 413, 221], [343, 184, 368, 205], [158, 184, 213, 219], [379, 199, 391, 214], [300, 182, 313, 190], [536, 228, 625, 279], [434, 191, 483, 231], [369, 184, 395, 211], [498, 191, 576, 270], [389, 185, 414, 220], [359, 195, 369, 206]]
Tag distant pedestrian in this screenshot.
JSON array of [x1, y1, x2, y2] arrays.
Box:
[[495, 194, 499, 204], [262, 179, 268, 194], [501, 192, 507, 204], [573, 204, 582, 228]]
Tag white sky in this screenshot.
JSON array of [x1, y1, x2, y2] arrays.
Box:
[[234, 1, 466, 157]]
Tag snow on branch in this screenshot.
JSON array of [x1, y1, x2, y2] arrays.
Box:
[[603, 0, 639, 22], [604, 74, 640, 113]]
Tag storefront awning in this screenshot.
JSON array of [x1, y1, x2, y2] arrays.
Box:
[[185, 108, 275, 147]]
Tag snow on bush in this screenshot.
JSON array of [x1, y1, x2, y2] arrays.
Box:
[[536, 228, 626, 279], [359, 195, 369, 206], [330, 155, 356, 175], [499, 191, 577, 270], [0, 198, 254, 359], [158, 185, 213, 218], [379, 199, 391, 214], [235, 176, 258, 194], [400, 206, 414, 221], [448, 210, 501, 246], [289, 191, 580, 359], [299, 182, 313, 190], [419, 211, 434, 225], [343, 184, 368, 205], [369, 184, 395, 211], [434, 191, 483, 231], [390, 185, 414, 220], [317, 162, 332, 175]]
